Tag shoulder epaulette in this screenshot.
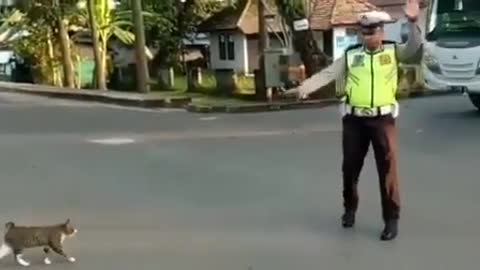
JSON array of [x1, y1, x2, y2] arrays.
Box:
[[382, 40, 397, 45], [345, 43, 362, 52]]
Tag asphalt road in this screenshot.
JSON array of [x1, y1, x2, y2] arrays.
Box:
[[0, 92, 478, 270]]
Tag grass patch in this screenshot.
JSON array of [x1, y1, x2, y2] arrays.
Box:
[[153, 70, 256, 97]]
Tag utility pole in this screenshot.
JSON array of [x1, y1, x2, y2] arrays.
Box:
[[256, 0, 267, 101], [132, 0, 150, 93]]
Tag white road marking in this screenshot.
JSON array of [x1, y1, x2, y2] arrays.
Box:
[[88, 137, 136, 145], [199, 116, 217, 121]]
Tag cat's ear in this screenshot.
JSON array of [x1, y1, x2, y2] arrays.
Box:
[[65, 218, 71, 225]]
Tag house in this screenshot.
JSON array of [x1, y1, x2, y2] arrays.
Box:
[[199, 0, 386, 74], [199, 0, 428, 74], [307, 0, 385, 60], [198, 0, 284, 74]]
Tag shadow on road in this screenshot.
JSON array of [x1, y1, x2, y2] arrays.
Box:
[[432, 109, 480, 120]]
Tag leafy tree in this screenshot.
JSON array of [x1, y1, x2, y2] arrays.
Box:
[[134, 0, 224, 70], [77, 0, 137, 90], [12, 0, 78, 87]]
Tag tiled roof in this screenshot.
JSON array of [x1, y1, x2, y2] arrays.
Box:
[[197, 1, 246, 32], [369, 0, 406, 6], [198, 0, 281, 34], [198, 0, 416, 33], [310, 0, 381, 30], [309, 0, 335, 30], [331, 0, 381, 26], [369, 0, 428, 8]]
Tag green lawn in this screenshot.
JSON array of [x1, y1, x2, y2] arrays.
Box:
[[153, 71, 255, 96]]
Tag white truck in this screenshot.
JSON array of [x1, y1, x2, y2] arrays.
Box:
[[422, 0, 480, 109]]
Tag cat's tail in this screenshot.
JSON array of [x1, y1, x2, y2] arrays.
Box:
[[4, 222, 14, 231]]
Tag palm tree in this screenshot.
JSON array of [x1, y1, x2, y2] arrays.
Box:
[[78, 0, 137, 90]]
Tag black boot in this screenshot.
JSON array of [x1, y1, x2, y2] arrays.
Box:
[[341, 211, 355, 228], [380, 219, 398, 241]]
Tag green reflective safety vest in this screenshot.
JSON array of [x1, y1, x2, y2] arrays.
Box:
[[344, 42, 398, 108]]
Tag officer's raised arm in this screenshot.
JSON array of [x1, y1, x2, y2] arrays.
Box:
[[285, 55, 346, 99], [396, 0, 422, 62]]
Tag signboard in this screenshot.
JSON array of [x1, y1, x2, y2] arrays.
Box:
[[293, 19, 309, 31]]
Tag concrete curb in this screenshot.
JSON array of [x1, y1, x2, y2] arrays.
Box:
[[186, 90, 458, 114], [186, 99, 340, 113], [0, 84, 192, 108]]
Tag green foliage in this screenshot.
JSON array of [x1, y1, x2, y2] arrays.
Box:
[[12, 26, 59, 84], [274, 0, 306, 22], [76, 0, 137, 45], [6, 0, 82, 85], [119, 0, 225, 67]]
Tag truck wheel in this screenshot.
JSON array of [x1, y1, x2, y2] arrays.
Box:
[[468, 93, 480, 110]]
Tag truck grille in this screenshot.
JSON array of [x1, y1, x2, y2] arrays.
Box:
[[443, 63, 474, 69], [440, 63, 476, 79]]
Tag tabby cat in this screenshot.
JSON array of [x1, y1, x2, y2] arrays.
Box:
[[0, 219, 78, 266]]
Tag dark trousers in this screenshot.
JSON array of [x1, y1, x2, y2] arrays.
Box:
[[342, 114, 400, 221]]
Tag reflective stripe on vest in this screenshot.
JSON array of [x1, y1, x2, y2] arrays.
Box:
[[344, 44, 398, 108]]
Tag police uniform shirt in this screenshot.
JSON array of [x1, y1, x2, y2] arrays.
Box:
[[296, 14, 422, 100]]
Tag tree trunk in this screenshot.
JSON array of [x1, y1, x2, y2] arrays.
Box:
[[292, 29, 329, 77], [87, 0, 107, 90], [46, 32, 59, 86], [57, 16, 75, 88], [100, 41, 108, 86], [132, 0, 150, 93]]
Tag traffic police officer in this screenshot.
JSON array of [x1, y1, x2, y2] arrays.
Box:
[[286, 0, 422, 241]]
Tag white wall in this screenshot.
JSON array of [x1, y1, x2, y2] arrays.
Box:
[[384, 20, 404, 43], [110, 42, 153, 68], [0, 0, 15, 6], [209, 32, 249, 73], [331, 9, 427, 60], [384, 9, 427, 43], [333, 27, 360, 60]]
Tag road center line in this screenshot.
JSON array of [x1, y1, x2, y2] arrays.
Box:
[[87, 137, 136, 145]]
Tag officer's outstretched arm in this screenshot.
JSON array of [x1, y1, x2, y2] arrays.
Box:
[[289, 56, 346, 99], [396, 20, 422, 63]]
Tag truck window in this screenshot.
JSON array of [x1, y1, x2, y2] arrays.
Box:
[[427, 0, 480, 41]]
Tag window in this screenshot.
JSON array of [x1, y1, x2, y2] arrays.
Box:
[[0, 64, 6, 74], [219, 34, 226, 60], [227, 35, 235, 60], [218, 34, 235, 60]]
